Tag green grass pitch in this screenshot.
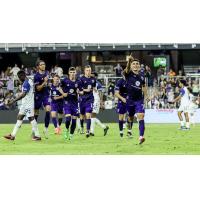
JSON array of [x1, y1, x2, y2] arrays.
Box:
[[0, 123, 200, 154]]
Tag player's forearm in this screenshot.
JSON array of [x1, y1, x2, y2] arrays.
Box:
[[173, 96, 181, 103], [115, 92, 124, 101], [13, 92, 26, 102], [53, 96, 64, 100], [36, 82, 47, 91]]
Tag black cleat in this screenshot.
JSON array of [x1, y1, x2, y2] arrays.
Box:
[[120, 133, 123, 138], [86, 133, 90, 138], [139, 137, 145, 145], [4, 134, 15, 141], [104, 126, 109, 136], [32, 136, 42, 141], [90, 133, 95, 136]]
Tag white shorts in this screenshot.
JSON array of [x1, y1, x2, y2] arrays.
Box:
[[19, 105, 34, 118], [178, 104, 189, 113], [92, 101, 100, 114]]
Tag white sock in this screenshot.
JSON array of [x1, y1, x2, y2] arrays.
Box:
[[95, 118, 106, 129], [77, 118, 81, 129], [180, 121, 184, 127], [120, 131, 123, 134], [91, 118, 95, 133], [128, 129, 132, 133], [31, 119, 40, 137], [186, 122, 190, 129], [11, 120, 23, 137]]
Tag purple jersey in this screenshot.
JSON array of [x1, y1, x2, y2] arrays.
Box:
[[62, 78, 82, 104], [79, 76, 96, 103], [124, 71, 145, 101], [50, 84, 63, 103], [115, 78, 127, 100], [34, 71, 50, 96]]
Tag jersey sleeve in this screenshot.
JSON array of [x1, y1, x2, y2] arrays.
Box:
[[22, 80, 30, 93], [34, 74, 40, 86], [180, 88, 185, 96], [78, 80, 83, 92], [115, 79, 121, 91]]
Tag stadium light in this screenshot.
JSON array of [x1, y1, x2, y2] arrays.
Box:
[[68, 44, 71, 50], [22, 44, 26, 52], [158, 44, 161, 48], [174, 44, 178, 48], [25, 51, 29, 54], [53, 44, 56, 50], [192, 44, 196, 48], [113, 44, 115, 49], [128, 44, 131, 49], [5, 43, 9, 52], [82, 44, 85, 49], [98, 44, 100, 49], [143, 44, 146, 48]]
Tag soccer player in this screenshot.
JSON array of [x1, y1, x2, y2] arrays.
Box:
[[60, 67, 83, 140], [4, 70, 41, 141], [123, 55, 148, 144], [90, 72, 109, 136], [188, 87, 198, 126], [79, 65, 96, 138], [50, 75, 64, 135], [173, 79, 190, 130], [115, 77, 127, 137], [34, 60, 51, 138]]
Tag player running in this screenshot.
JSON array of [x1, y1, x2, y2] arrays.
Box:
[[173, 79, 190, 130], [4, 70, 41, 141], [115, 77, 127, 137], [50, 75, 64, 135], [79, 65, 96, 138], [34, 60, 51, 138], [60, 67, 83, 140], [123, 55, 148, 144], [90, 72, 109, 136]]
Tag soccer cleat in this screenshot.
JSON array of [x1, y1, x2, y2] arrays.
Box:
[[120, 133, 123, 138], [90, 133, 95, 136], [4, 134, 15, 141], [58, 127, 62, 135], [139, 137, 145, 145], [86, 133, 90, 138], [64, 129, 69, 140], [178, 126, 186, 130], [127, 132, 133, 138], [104, 126, 109, 136], [32, 136, 41, 141]]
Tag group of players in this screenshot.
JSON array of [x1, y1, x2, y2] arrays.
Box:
[[3, 54, 198, 145]]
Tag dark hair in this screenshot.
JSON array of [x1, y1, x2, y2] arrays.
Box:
[[17, 70, 26, 76], [69, 67, 76, 71], [179, 79, 187, 86], [36, 60, 45, 67]]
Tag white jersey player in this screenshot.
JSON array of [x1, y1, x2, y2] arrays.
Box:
[[173, 80, 190, 130], [90, 72, 109, 136], [188, 88, 198, 125], [4, 70, 41, 141]]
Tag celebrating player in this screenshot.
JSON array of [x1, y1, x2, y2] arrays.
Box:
[[4, 70, 41, 141], [123, 54, 148, 144], [50, 75, 64, 135], [173, 80, 190, 130], [61, 67, 83, 140], [79, 65, 96, 138], [90, 72, 109, 136], [115, 77, 127, 137], [34, 60, 51, 138]]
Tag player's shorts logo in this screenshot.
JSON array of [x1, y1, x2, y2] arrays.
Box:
[[135, 81, 140, 86]]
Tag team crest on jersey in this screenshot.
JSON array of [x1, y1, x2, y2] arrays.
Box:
[[53, 91, 57, 95], [69, 89, 74, 93], [135, 81, 140, 86]]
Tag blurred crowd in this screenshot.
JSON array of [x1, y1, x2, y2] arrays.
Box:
[[0, 63, 200, 110]]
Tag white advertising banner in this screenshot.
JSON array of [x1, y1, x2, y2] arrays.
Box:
[[145, 109, 200, 123]]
